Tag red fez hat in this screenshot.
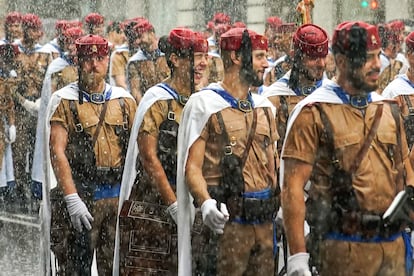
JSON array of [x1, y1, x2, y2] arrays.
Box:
[[274, 23, 297, 34], [0, 43, 19, 58], [266, 16, 283, 29], [168, 28, 208, 53], [133, 19, 154, 37], [220, 28, 268, 51], [215, 23, 232, 36], [382, 24, 400, 44], [232, 21, 246, 28], [76, 34, 109, 58], [213, 13, 231, 24], [332, 21, 381, 52], [84, 13, 104, 25], [63, 27, 84, 44], [67, 20, 83, 29], [5, 12, 22, 25], [293, 24, 328, 58], [55, 20, 69, 33], [388, 20, 405, 32], [22, 13, 42, 29], [406, 31, 414, 51]]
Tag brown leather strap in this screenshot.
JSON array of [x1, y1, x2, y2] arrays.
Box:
[[91, 100, 109, 147], [349, 104, 383, 173], [241, 109, 257, 166]]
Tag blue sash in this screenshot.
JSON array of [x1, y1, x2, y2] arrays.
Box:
[[94, 183, 121, 200]]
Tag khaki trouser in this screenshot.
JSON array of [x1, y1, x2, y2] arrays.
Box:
[[218, 221, 275, 276], [319, 235, 405, 276], [51, 196, 118, 276]]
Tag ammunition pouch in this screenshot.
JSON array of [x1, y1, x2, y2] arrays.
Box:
[[229, 196, 277, 223], [157, 105, 179, 187], [66, 130, 96, 184], [209, 185, 277, 223], [219, 153, 244, 200], [95, 166, 123, 184]]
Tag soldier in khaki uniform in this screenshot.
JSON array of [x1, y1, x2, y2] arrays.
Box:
[[31, 27, 84, 200], [177, 28, 279, 276], [382, 31, 414, 148], [377, 23, 404, 94], [108, 18, 146, 89], [263, 23, 328, 156], [46, 35, 136, 275], [281, 21, 414, 276], [114, 27, 208, 275], [13, 13, 51, 212], [127, 19, 169, 104]]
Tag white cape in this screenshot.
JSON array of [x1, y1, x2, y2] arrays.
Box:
[[382, 74, 414, 99], [32, 57, 70, 184], [176, 83, 276, 275], [40, 83, 133, 276], [112, 84, 174, 276]]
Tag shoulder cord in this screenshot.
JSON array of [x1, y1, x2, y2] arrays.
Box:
[[403, 95, 414, 115], [390, 102, 406, 192]]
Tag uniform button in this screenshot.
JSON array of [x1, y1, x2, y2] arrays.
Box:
[[86, 122, 89, 126], [101, 136, 104, 140], [104, 151, 107, 154]]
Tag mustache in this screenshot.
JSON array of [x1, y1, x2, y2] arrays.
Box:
[[367, 69, 380, 76]]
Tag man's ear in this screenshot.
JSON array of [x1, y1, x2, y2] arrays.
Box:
[[230, 50, 242, 65], [334, 53, 346, 70], [169, 53, 179, 67]]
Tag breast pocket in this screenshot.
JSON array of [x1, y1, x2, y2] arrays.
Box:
[[104, 102, 127, 137], [216, 118, 245, 154], [333, 133, 361, 168]]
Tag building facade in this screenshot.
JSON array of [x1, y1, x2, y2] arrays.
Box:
[[1, 0, 413, 44]]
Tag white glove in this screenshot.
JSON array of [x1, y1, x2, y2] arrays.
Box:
[[64, 193, 94, 232], [287, 252, 312, 276], [6, 125, 16, 144], [200, 198, 229, 234], [167, 201, 178, 224], [22, 98, 41, 116]]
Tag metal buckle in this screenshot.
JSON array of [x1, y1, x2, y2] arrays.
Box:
[[123, 115, 128, 130], [90, 93, 105, 104], [167, 111, 176, 121], [224, 145, 233, 155], [75, 123, 83, 132], [238, 100, 252, 112], [301, 85, 317, 96], [350, 95, 369, 109], [96, 167, 111, 172], [178, 94, 189, 105]]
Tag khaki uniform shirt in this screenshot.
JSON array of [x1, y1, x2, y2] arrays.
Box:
[[51, 66, 78, 93], [283, 102, 408, 212], [200, 107, 278, 193], [111, 51, 129, 79], [128, 57, 169, 99], [139, 100, 184, 138], [51, 97, 136, 168]]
